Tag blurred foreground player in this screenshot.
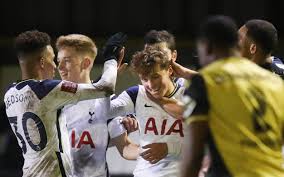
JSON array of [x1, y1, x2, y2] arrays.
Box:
[[182, 16, 284, 177]]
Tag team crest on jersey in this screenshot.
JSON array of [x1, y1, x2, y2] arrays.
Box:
[[88, 108, 96, 123], [61, 81, 78, 93]]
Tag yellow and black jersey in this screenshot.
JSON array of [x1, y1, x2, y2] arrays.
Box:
[[184, 57, 284, 177]]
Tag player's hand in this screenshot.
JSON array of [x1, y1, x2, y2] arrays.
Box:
[[118, 63, 128, 74], [145, 90, 184, 119], [171, 61, 187, 78], [171, 60, 197, 79], [140, 143, 168, 164], [117, 47, 128, 74], [103, 32, 127, 61], [198, 154, 210, 177], [121, 115, 138, 133], [145, 90, 173, 107]]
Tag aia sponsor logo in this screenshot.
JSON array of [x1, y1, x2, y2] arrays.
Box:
[[144, 117, 184, 137], [71, 130, 95, 148]]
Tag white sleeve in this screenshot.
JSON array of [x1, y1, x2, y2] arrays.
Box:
[[45, 59, 117, 110], [108, 117, 126, 138], [92, 59, 117, 93], [166, 140, 182, 157], [109, 91, 135, 118]]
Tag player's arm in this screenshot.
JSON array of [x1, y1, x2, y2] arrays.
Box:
[[145, 90, 185, 119], [112, 132, 140, 160], [140, 143, 168, 164], [181, 117, 209, 177], [120, 115, 139, 133], [46, 60, 116, 109], [140, 139, 183, 164], [109, 86, 138, 118], [181, 74, 211, 177], [76, 58, 117, 99], [171, 61, 198, 80], [82, 32, 127, 97], [47, 33, 127, 109], [107, 117, 139, 160]]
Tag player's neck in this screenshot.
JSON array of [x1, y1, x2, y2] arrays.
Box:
[[165, 81, 176, 98], [78, 75, 92, 84], [20, 65, 42, 80], [252, 53, 271, 65], [214, 48, 240, 60]]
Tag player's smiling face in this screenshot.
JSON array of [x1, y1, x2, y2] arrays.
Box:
[[57, 47, 83, 82], [139, 64, 174, 99]]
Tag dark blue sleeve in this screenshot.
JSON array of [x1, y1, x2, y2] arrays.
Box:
[[16, 79, 61, 100], [271, 57, 284, 78], [125, 85, 139, 107], [185, 75, 209, 115]]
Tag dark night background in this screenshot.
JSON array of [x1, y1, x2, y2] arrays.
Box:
[[0, 0, 283, 176], [0, 0, 283, 66]]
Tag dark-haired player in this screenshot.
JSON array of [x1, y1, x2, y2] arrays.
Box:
[[182, 16, 284, 177], [4, 30, 122, 177], [144, 30, 197, 82], [239, 19, 284, 78]]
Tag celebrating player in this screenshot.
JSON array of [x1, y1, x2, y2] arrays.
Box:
[[56, 33, 139, 177], [4, 30, 120, 177], [182, 15, 284, 177], [238, 19, 284, 78], [110, 46, 188, 177]]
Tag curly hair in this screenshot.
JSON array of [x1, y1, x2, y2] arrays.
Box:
[[131, 46, 171, 76], [15, 30, 51, 57], [56, 34, 97, 59]]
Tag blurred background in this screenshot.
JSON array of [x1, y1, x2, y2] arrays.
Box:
[[0, 0, 283, 176]]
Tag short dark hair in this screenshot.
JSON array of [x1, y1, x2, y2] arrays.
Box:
[[198, 15, 238, 48], [15, 30, 51, 57], [245, 19, 278, 54], [144, 30, 176, 51]]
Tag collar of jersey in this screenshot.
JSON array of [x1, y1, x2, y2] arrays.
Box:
[[166, 82, 180, 98], [16, 79, 37, 85]]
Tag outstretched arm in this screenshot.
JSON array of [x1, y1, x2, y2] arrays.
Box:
[[145, 90, 185, 119], [171, 61, 198, 80], [93, 32, 127, 95], [181, 118, 209, 177]]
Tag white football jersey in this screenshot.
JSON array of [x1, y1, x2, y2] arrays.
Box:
[[111, 83, 188, 177], [60, 97, 126, 177], [4, 60, 117, 177]]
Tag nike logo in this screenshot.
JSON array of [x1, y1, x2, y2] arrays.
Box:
[[144, 104, 152, 107]]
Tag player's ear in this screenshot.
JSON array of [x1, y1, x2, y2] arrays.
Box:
[[40, 57, 45, 69], [171, 50, 177, 62], [81, 57, 92, 70], [168, 64, 173, 76], [249, 43, 257, 55]]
